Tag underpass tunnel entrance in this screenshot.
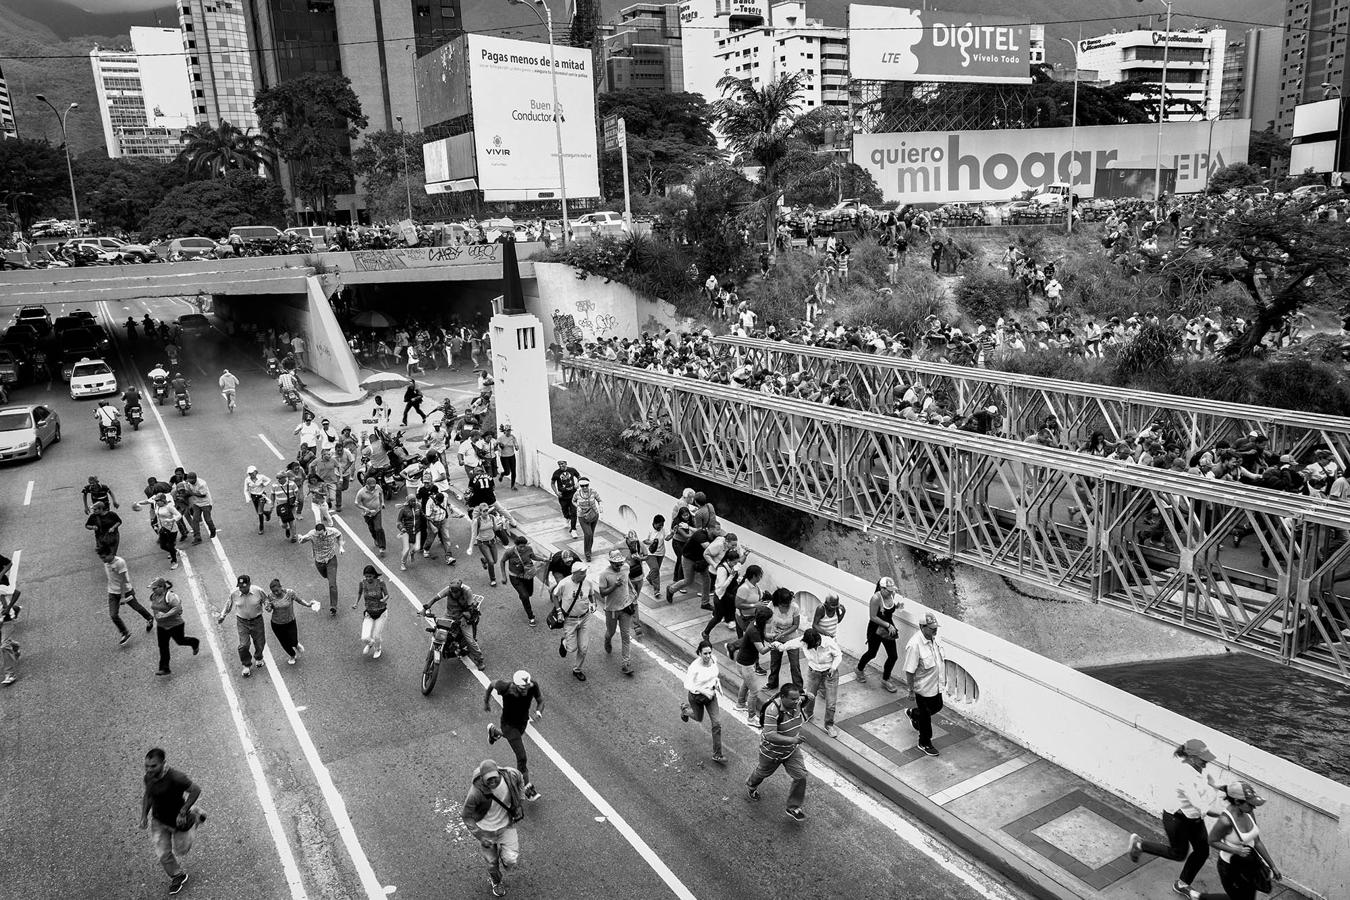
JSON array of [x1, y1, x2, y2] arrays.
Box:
[[341, 280, 505, 334]]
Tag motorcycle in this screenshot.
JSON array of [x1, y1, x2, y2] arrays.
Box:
[[175, 391, 192, 416], [265, 357, 280, 378], [371, 464, 406, 502], [282, 387, 301, 410], [152, 377, 169, 405], [419, 609, 477, 696], [99, 424, 121, 449], [125, 403, 143, 431]]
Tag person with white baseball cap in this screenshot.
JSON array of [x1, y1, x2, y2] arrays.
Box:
[[1182, 781, 1280, 900], [484, 670, 544, 802], [902, 611, 945, 757], [1128, 738, 1228, 896], [551, 562, 596, 681]]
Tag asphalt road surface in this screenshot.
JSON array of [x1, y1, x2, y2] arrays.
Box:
[[0, 296, 1030, 900]]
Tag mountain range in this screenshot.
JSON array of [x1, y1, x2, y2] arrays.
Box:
[[0, 0, 1285, 156]]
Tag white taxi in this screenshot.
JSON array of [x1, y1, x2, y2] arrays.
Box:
[[69, 358, 119, 399]]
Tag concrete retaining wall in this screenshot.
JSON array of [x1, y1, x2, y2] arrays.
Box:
[[530, 261, 684, 349], [527, 442, 1349, 899]]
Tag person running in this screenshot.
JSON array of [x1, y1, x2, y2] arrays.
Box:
[[500, 534, 538, 626], [551, 562, 595, 681], [485, 671, 544, 801], [496, 424, 519, 489], [140, 748, 204, 896], [270, 470, 303, 542], [549, 460, 581, 537], [184, 472, 217, 544], [354, 476, 387, 557], [461, 759, 528, 898], [745, 683, 808, 821], [598, 549, 635, 677], [401, 382, 428, 425], [1127, 739, 1228, 896], [264, 578, 318, 665], [572, 478, 602, 562], [134, 493, 183, 569], [149, 577, 199, 676], [396, 494, 420, 571], [680, 640, 726, 763], [855, 576, 903, 691], [786, 627, 842, 738], [218, 369, 239, 412], [243, 466, 272, 534], [298, 521, 344, 615], [470, 504, 507, 586], [85, 499, 123, 555], [216, 574, 268, 677], [354, 565, 391, 659], [1184, 782, 1282, 900], [81, 475, 119, 515], [101, 549, 153, 645], [0, 560, 21, 687]]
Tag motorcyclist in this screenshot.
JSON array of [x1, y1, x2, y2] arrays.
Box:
[[169, 372, 191, 404], [148, 362, 169, 382], [122, 386, 143, 416], [94, 400, 121, 439], [277, 368, 300, 397], [421, 578, 485, 668]]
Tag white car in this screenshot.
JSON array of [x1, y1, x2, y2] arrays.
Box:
[[69, 358, 119, 399], [73, 237, 158, 263]]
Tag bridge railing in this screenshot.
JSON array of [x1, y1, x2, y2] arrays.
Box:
[[562, 357, 1350, 685], [714, 335, 1350, 468]]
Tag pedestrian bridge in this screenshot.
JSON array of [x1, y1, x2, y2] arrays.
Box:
[[562, 357, 1350, 686], [0, 242, 539, 307], [716, 336, 1350, 465]]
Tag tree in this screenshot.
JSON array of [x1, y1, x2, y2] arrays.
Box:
[[140, 170, 286, 240], [1207, 162, 1262, 194], [176, 121, 273, 177], [597, 91, 721, 197], [653, 162, 755, 280], [1174, 195, 1350, 357], [1247, 127, 1290, 172], [777, 151, 881, 207], [352, 128, 427, 218], [73, 154, 199, 234], [711, 73, 838, 250], [0, 138, 70, 227], [255, 74, 368, 213]]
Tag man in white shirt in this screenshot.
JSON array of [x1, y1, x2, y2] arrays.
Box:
[[780, 628, 842, 737], [903, 612, 946, 757]]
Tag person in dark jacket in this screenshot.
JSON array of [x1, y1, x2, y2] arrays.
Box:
[[462, 759, 527, 897]]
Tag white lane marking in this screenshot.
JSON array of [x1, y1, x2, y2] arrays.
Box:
[[206, 538, 389, 900], [95, 300, 319, 898], [22, 481, 33, 506], [321, 504, 701, 900], [178, 553, 311, 899], [258, 433, 286, 461]]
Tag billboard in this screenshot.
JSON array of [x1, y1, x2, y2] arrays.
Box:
[[855, 120, 1251, 203], [848, 4, 1031, 84], [415, 39, 471, 128], [1291, 98, 1341, 138]]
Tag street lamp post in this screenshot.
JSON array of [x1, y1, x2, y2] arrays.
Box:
[[35, 94, 81, 236], [1059, 33, 1081, 235], [506, 0, 570, 246], [395, 114, 414, 222], [1146, 0, 1173, 206]]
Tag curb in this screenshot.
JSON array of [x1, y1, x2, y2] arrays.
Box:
[[300, 386, 368, 408], [636, 609, 1088, 900]]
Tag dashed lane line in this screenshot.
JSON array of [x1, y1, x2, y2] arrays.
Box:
[[22, 481, 32, 506]]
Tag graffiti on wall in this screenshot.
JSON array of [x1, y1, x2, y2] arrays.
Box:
[[552, 310, 582, 345], [350, 244, 502, 272], [552, 297, 619, 345]]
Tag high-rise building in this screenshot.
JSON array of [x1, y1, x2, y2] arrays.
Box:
[[1276, 0, 1349, 136], [179, 0, 259, 131], [0, 63, 17, 139], [244, 0, 464, 221], [89, 28, 195, 160], [678, 0, 768, 102], [1078, 27, 1228, 121], [713, 1, 846, 111], [1222, 26, 1282, 129], [603, 3, 684, 93]]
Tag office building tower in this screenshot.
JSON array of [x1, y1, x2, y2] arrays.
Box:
[[1222, 26, 1282, 129], [713, 1, 846, 111], [603, 3, 684, 92], [1276, 0, 1349, 136], [89, 27, 195, 160], [1078, 27, 1228, 121], [0, 64, 16, 139], [179, 0, 259, 130], [678, 0, 768, 102]]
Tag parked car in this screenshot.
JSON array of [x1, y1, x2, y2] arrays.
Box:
[[72, 236, 158, 263], [176, 314, 212, 339], [0, 404, 61, 462], [69, 358, 118, 399], [228, 225, 284, 244], [572, 211, 627, 230], [0, 350, 19, 386], [13, 306, 52, 336], [3, 324, 42, 347], [160, 236, 222, 260], [285, 226, 330, 250], [0, 342, 35, 382]]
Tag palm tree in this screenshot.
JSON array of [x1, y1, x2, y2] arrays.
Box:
[[177, 121, 273, 177], [710, 73, 840, 253]]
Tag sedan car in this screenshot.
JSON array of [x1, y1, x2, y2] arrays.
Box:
[[59, 348, 98, 382], [161, 236, 222, 260], [3, 324, 41, 347], [59, 326, 111, 357], [0, 404, 61, 462], [69, 358, 118, 398], [72, 237, 158, 264], [176, 314, 212, 339]]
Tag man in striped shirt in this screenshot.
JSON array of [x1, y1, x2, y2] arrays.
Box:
[[745, 683, 808, 821], [298, 522, 344, 615]]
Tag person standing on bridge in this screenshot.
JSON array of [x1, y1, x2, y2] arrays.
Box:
[[1127, 739, 1227, 897]]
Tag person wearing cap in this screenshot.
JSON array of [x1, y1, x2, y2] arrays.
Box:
[[572, 478, 602, 562], [903, 612, 946, 757], [598, 549, 636, 676], [543, 548, 580, 591], [549, 460, 582, 537], [461, 759, 527, 897], [1128, 738, 1228, 895], [269, 470, 303, 543], [484, 671, 544, 802], [496, 425, 518, 490], [551, 562, 595, 681], [216, 574, 269, 678], [1180, 782, 1281, 900], [149, 577, 199, 677], [856, 577, 903, 691], [243, 466, 273, 534]]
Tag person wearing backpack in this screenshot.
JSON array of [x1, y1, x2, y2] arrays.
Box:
[[746, 683, 809, 821], [700, 549, 744, 643], [572, 478, 602, 562]]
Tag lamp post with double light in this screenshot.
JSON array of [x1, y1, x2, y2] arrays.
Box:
[[35, 94, 81, 236], [505, 0, 569, 246]]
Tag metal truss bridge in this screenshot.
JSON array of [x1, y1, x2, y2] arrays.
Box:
[[562, 357, 1350, 686], [716, 336, 1350, 467]]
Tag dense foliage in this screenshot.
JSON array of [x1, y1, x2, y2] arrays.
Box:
[[140, 171, 286, 240]]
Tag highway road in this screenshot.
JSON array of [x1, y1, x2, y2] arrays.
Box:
[[0, 296, 1030, 900]]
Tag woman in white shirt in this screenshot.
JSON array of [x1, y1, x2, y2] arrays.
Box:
[[1187, 782, 1281, 900], [679, 640, 725, 763], [1128, 739, 1226, 896]]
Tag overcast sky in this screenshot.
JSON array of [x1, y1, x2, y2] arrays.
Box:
[[70, 0, 170, 11]]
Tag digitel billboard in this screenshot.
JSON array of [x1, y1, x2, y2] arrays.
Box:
[[848, 4, 1031, 84]]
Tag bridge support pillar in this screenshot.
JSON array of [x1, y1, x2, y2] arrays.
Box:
[[490, 312, 551, 488]]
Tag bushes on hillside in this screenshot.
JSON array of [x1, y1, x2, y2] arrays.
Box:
[[955, 267, 1029, 324]]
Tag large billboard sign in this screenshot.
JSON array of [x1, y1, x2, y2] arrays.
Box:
[[855, 120, 1251, 203], [415, 40, 471, 127], [848, 4, 1031, 84]]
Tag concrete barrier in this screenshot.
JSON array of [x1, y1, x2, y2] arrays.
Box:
[[528, 442, 1349, 899]]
